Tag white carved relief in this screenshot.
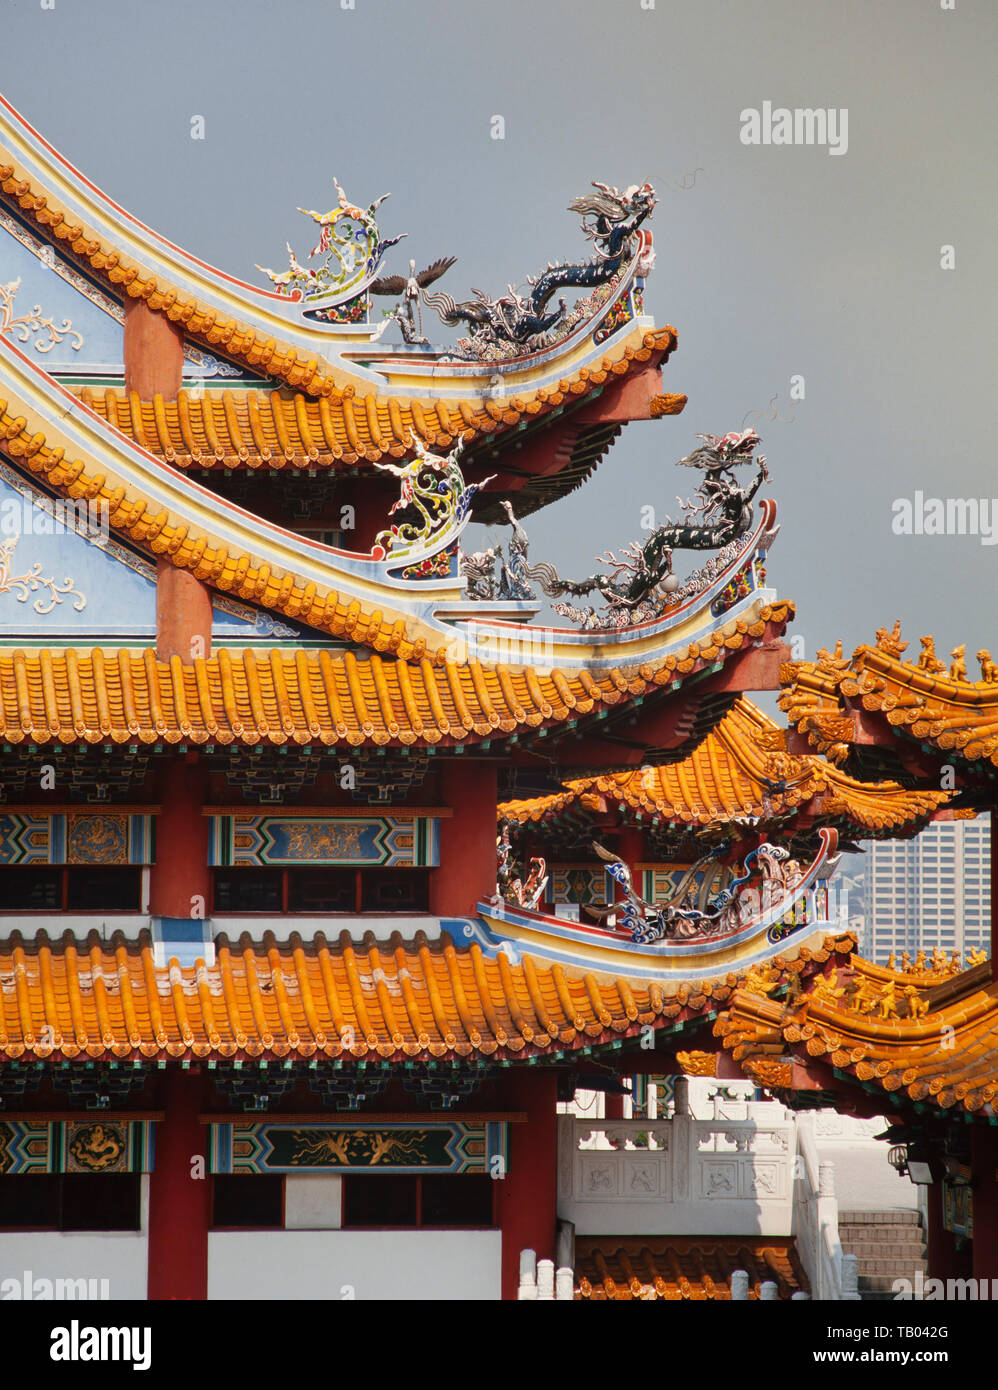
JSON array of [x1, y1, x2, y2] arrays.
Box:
[[701, 1161, 737, 1197], [625, 1161, 660, 1195]]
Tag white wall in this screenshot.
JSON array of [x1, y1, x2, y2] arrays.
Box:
[[208, 1229, 501, 1300], [0, 1232, 148, 1300], [285, 1175, 342, 1229]]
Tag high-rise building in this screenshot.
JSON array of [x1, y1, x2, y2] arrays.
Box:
[[862, 816, 991, 964]]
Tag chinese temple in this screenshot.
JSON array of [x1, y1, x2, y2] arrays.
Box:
[[0, 91, 992, 1303]]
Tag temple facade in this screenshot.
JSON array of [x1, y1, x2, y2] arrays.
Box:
[[0, 93, 992, 1302]]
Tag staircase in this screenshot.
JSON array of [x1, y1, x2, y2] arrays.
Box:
[[837, 1210, 927, 1301]]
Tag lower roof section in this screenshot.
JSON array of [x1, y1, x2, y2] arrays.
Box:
[[714, 953, 998, 1118], [0, 604, 792, 748], [574, 1236, 807, 1300], [0, 925, 849, 1066]]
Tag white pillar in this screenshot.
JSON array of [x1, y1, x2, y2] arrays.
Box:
[[518, 1248, 537, 1300], [760, 1280, 778, 1301], [537, 1258, 555, 1300], [841, 1252, 861, 1301], [792, 1291, 810, 1300], [731, 1269, 749, 1301], [555, 1267, 574, 1301]]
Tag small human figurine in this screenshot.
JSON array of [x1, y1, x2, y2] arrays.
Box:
[[875, 620, 907, 657], [816, 641, 849, 673], [950, 644, 968, 681]]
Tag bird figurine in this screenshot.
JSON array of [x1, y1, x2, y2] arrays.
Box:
[[369, 257, 457, 344]]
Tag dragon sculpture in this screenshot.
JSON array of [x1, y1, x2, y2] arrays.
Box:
[[423, 180, 657, 358], [592, 838, 803, 945], [527, 429, 770, 629]]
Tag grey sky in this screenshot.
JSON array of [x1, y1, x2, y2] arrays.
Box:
[[1, 0, 996, 668]]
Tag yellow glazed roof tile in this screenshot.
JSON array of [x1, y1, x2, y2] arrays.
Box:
[[0, 926, 849, 1062], [499, 697, 950, 833]]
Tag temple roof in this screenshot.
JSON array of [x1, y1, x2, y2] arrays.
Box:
[[499, 697, 950, 835], [0, 927, 849, 1064], [73, 342, 681, 471], [780, 633, 998, 768], [574, 1237, 807, 1300], [714, 954, 998, 1117], [0, 96, 679, 424], [0, 328, 781, 675], [0, 610, 789, 747]]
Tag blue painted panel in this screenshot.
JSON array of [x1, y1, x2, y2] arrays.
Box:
[[0, 466, 157, 636], [0, 211, 124, 369]]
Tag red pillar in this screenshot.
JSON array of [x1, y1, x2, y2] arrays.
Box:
[[497, 1071, 558, 1299], [156, 561, 214, 664], [147, 1067, 210, 1299], [430, 760, 498, 917], [122, 297, 214, 666], [925, 1184, 967, 1282], [149, 759, 210, 920], [971, 1127, 998, 1281], [123, 297, 184, 400], [604, 1091, 626, 1120]]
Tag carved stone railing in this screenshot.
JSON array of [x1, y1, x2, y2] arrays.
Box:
[[792, 1113, 860, 1301], [558, 1110, 796, 1236]]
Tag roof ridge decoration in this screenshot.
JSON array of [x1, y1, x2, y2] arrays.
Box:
[[780, 621, 998, 766], [256, 178, 403, 316], [515, 428, 773, 630], [716, 951, 998, 1117], [473, 828, 841, 979], [0, 344, 787, 668], [0, 97, 668, 393], [420, 181, 656, 360]]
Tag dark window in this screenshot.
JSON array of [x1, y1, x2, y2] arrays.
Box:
[[342, 1174, 418, 1227], [66, 867, 142, 912], [289, 868, 357, 913], [342, 1174, 494, 1228], [361, 870, 428, 914], [212, 867, 430, 914], [0, 1174, 60, 1227], [212, 869, 283, 913], [212, 1175, 284, 1228], [0, 867, 141, 912], [0, 1174, 139, 1231], [0, 868, 61, 910], [61, 1174, 141, 1231], [420, 1174, 494, 1226]]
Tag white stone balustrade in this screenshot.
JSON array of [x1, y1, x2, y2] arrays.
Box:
[[557, 1109, 796, 1236]]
